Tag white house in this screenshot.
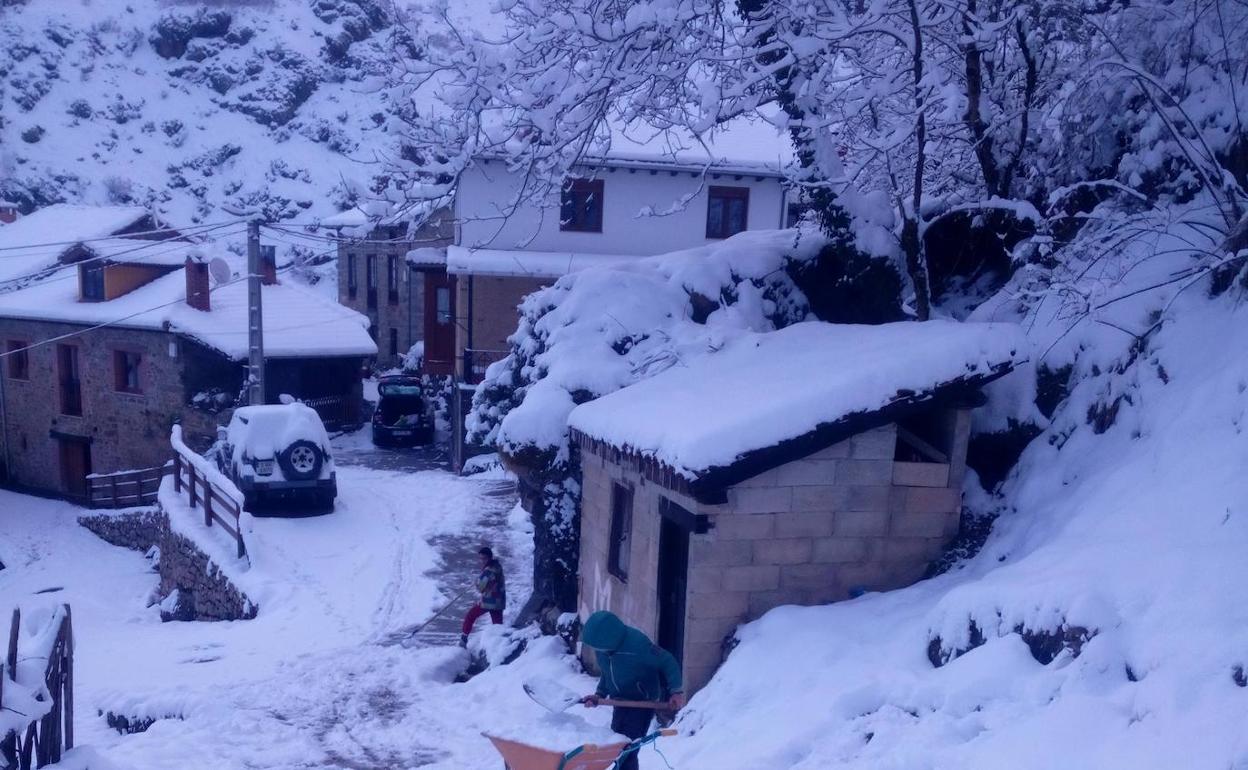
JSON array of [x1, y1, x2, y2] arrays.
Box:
[[442, 126, 792, 379]]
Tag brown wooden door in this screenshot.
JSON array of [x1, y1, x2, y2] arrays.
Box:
[[422, 271, 457, 375], [57, 436, 92, 500]]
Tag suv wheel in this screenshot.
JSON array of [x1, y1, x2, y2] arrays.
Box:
[[280, 440, 323, 480]]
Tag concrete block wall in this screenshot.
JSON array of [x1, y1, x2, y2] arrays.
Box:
[[579, 416, 972, 694]]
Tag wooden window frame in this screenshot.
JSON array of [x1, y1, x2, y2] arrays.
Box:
[[560, 178, 605, 233], [608, 481, 634, 582], [346, 253, 358, 299], [706, 185, 750, 239], [113, 349, 143, 395], [80, 262, 106, 302], [57, 344, 83, 417], [6, 340, 30, 381], [387, 254, 400, 304]]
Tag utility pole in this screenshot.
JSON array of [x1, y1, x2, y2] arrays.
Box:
[[247, 219, 266, 405]]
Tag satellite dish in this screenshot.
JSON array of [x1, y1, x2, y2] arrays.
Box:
[[208, 257, 232, 285]]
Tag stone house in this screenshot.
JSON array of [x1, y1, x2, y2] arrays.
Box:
[[326, 207, 455, 372], [567, 320, 1027, 693], [0, 211, 375, 500]]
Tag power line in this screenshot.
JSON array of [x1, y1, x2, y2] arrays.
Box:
[[0, 271, 254, 359], [0, 218, 245, 254], [0, 222, 248, 291]]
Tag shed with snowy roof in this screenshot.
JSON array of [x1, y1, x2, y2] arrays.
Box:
[[567, 320, 1028, 692]]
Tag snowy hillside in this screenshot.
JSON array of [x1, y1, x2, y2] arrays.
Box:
[[0, 0, 415, 229]]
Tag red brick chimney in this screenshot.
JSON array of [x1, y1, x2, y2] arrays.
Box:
[[185, 257, 210, 312], [260, 245, 278, 286], [0, 203, 18, 225]]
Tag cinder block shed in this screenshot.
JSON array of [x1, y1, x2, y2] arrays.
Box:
[[568, 320, 1026, 692]]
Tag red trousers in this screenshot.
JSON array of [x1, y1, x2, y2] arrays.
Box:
[[462, 603, 503, 634]]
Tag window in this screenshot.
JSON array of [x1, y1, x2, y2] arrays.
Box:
[[388, 328, 399, 357], [6, 341, 29, 380], [608, 482, 634, 581], [387, 255, 399, 304], [113, 350, 142, 394], [347, 253, 358, 299], [366, 255, 378, 309], [560, 178, 604, 232], [436, 286, 451, 325], [706, 186, 750, 239], [58, 344, 82, 416], [80, 262, 106, 302]]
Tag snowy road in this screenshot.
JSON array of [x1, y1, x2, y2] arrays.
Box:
[[0, 433, 605, 770]]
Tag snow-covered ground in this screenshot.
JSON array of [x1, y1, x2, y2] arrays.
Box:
[[0, 434, 621, 770]]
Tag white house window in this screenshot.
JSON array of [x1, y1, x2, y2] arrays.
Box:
[[561, 178, 604, 232], [608, 482, 634, 581], [706, 185, 750, 239]]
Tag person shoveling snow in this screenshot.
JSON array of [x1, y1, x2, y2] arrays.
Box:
[[460, 545, 506, 647], [578, 611, 684, 770]]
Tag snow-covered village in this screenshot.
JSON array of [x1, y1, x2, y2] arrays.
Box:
[[0, 0, 1246, 768]]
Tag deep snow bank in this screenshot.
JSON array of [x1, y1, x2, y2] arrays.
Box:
[[659, 238, 1248, 767]]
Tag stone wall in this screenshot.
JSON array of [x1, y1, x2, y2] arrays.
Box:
[[79, 509, 165, 552], [337, 219, 453, 369], [77, 506, 257, 622], [0, 318, 227, 496], [579, 413, 974, 693]]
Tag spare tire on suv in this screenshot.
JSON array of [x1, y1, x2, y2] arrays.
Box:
[[280, 439, 323, 480]]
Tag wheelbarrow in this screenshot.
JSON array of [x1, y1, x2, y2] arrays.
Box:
[[484, 728, 676, 770]]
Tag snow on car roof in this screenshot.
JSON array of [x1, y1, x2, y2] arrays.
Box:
[[446, 245, 640, 278], [568, 320, 1029, 483], [0, 260, 377, 360], [0, 204, 151, 286]]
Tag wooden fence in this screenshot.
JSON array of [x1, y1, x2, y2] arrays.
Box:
[[87, 463, 171, 509], [0, 606, 73, 770], [171, 442, 246, 560]]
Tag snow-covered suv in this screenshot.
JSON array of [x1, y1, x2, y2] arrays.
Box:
[[216, 403, 337, 511]]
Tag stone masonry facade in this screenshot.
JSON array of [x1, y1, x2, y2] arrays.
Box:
[[337, 219, 454, 369], [0, 318, 220, 496], [78, 507, 257, 622], [578, 413, 974, 693]]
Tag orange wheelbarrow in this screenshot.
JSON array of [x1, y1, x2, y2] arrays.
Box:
[[484, 729, 676, 770]]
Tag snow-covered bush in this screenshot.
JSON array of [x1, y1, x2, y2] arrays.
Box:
[[468, 229, 824, 609]]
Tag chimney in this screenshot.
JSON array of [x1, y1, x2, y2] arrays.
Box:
[[0, 203, 18, 225], [260, 244, 278, 286], [186, 257, 210, 312]]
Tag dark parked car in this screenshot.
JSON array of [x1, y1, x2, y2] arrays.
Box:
[[372, 375, 434, 446], [217, 404, 337, 510]]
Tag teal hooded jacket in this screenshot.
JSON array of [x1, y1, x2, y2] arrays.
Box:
[[582, 611, 683, 702]]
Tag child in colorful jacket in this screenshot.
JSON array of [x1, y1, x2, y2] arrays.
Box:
[[460, 546, 505, 646]]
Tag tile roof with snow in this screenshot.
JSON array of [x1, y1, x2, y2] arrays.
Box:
[[0, 204, 152, 286], [568, 320, 1028, 502], [446, 245, 640, 278], [0, 262, 376, 360]]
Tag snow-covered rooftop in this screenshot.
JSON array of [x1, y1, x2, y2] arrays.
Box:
[[0, 204, 151, 285], [406, 247, 448, 267], [83, 237, 206, 267], [0, 262, 376, 360], [569, 320, 1028, 487], [446, 245, 640, 278]]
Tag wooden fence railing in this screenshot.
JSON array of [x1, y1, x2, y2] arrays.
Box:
[[170, 428, 246, 560], [0, 606, 73, 770], [87, 463, 171, 509]]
